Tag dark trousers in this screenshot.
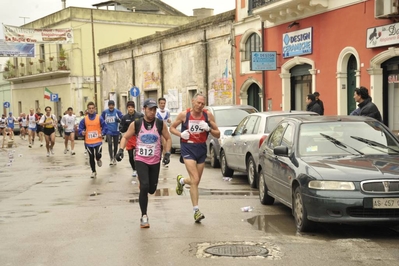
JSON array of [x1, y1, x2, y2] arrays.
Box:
[[106, 134, 119, 160], [128, 149, 136, 170], [136, 161, 160, 216]]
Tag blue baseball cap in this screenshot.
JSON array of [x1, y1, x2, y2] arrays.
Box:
[[144, 98, 157, 108]]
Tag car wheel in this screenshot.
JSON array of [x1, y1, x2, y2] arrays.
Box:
[[220, 150, 234, 177], [209, 145, 220, 168], [247, 155, 257, 188], [258, 171, 275, 205], [293, 186, 314, 232], [171, 147, 176, 154]]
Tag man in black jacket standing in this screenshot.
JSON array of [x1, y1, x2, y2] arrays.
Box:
[[313, 92, 324, 115], [306, 94, 323, 115], [119, 101, 144, 177], [352, 86, 382, 122]]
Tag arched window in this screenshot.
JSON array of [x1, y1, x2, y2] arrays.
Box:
[[245, 33, 261, 60]]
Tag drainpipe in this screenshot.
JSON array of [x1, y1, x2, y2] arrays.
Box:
[[131, 48, 138, 109], [261, 21, 266, 111], [160, 41, 164, 98], [204, 29, 209, 105]]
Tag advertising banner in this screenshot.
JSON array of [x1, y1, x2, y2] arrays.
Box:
[[367, 23, 399, 48], [3, 25, 73, 44], [0, 40, 34, 57], [282, 27, 313, 58]]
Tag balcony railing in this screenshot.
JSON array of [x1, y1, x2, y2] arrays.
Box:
[[249, 0, 281, 14], [2, 58, 69, 80]]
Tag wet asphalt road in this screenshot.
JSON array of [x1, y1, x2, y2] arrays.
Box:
[[0, 137, 398, 266]]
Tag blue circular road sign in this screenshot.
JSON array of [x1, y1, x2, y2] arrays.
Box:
[[130, 86, 140, 97], [3, 102, 10, 108]]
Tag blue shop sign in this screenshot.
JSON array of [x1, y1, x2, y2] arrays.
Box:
[[282, 27, 313, 58], [251, 51, 277, 71]]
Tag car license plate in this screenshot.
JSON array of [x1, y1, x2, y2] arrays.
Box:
[[372, 198, 399, 209]]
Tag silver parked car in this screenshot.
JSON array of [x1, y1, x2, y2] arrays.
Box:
[[204, 105, 258, 168], [220, 111, 317, 188]]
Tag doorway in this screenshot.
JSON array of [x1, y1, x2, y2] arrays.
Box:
[[347, 55, 357, 114], [382, 56, 399, 131], [247, 83, 261, 111], [290, 64, 311, 111]]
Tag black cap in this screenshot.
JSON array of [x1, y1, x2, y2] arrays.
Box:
[[108, 100, 115, 106], [143, 98, 157, 108]]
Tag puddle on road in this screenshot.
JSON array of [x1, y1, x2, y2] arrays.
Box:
[[247, 214, 399, 240]]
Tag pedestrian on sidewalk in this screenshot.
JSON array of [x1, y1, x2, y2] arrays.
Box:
[[169, 93, 220, 223], [116, 98, 171, 228], [38, 107, 57, 157], [101, 100, 123, 166], [119, 101, 143, 177], [79, 102, 107, 178]]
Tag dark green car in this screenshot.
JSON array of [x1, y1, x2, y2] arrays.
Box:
[[258, 115, 399, 232]]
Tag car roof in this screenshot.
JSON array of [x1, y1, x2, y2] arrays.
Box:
[[204, 105, 258, 111], [282, 115, 380, 123], [250, 111, 318, 117]]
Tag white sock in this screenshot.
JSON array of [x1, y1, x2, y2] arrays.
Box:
[[180, 178, 185, 185], [193, 206, 199, 213]]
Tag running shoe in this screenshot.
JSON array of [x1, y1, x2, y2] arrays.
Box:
[[97, 159, 102, 167], [132, 170, 137, 177], [64, 149, 67, 154], [40, 142, 43, 147], [194, 209, 205, 223], [113, 158, 117, 165], [176, 175, 184, 195], [50, 149, 54, 155], [90, 172, 97, 179], [140, 215, 150, 228], [46, 152, 50, 157], [71, 150, 75, 155], [29, 143, 32, 148]]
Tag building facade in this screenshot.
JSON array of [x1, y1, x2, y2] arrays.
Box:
[[235, 0, 399, 133], [98, 10, 236, 114], [3, 2, 195, 116]]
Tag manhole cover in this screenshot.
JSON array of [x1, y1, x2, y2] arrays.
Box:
[[204, 244, 269, 257]]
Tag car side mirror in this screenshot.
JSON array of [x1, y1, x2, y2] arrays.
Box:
[[224, 129, 233, 136], [274, 146, 288, 157]]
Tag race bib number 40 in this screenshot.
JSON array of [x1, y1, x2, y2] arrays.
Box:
[[188, 120, 204, 133], [87, 131, 99, 139], [137, 144, 155, 157]]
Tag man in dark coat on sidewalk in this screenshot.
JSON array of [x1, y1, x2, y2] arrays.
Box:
[[352, 86, 382, 122], [306, 94, 323, 115], [313, 91, 324, 115]]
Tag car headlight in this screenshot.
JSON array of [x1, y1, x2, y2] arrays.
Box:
[[308, 181, 355, 190]]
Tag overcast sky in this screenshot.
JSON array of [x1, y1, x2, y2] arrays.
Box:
[[0, 0, 235, 32], [0, 0, 235, 65]]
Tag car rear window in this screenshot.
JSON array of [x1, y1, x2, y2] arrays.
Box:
[[214, 108, 257, 127], [265, 114, 315, 133]]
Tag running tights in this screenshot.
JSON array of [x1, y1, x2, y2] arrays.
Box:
[[136, 161, 160, 216], [87, 145, 102, 172], [127, 149, 136, 170]]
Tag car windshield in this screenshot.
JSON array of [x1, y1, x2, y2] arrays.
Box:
[[214, 108, 257, 127], [298, 121, 399, 157]]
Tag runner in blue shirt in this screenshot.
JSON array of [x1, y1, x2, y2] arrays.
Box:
[[6, 112, 17, 140], [101, 100, 123, 165]]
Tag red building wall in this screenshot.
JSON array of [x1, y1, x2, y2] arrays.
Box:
[[263, 1, 390, 114]]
